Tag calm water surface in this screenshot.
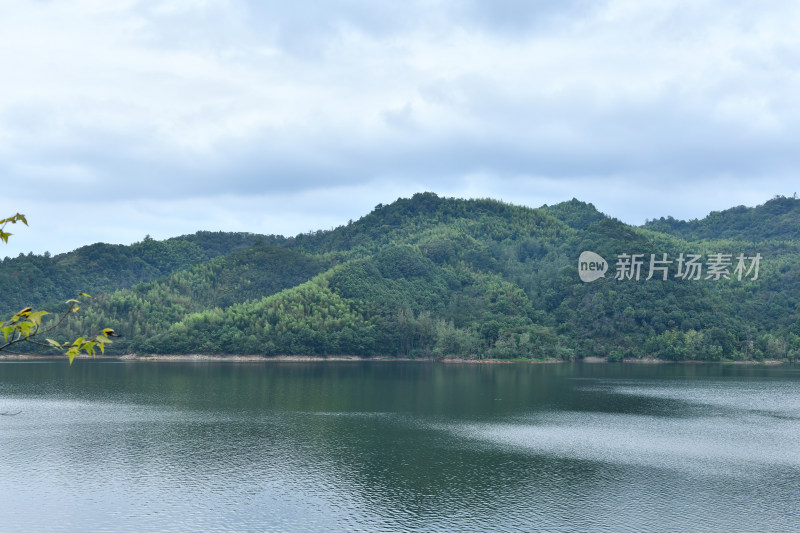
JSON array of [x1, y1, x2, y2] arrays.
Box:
[[1, 361, 799, 532]]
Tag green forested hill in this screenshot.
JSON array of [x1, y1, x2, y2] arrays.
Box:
[[0, 231, 278, 316], [643, 194, 800, 242], [3, 192, 799, 361]]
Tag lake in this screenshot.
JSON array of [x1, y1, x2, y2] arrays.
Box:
[[1, 360, 799, 532]]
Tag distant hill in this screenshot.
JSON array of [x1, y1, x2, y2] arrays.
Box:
[[643, 194, 800, 242], [3, 192, 799, 361], [0, 231, 277, 315]]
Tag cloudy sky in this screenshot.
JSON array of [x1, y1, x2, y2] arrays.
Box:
[[2, 0, 799, 257]]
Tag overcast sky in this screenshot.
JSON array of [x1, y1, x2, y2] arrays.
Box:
[[2, 0, 799, 257]]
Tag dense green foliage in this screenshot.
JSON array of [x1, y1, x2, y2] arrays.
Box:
[[2, 192, 799, 361], [0, 231, 274, 317], [1, 213, 123, 362], [644, 194, 800, 242]]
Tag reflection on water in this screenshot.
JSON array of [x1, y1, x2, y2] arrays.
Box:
[[1, 361, 799, 532], [446, 410, 800, 472]]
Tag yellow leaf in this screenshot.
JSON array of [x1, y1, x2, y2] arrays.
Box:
[[14, 307, 33, 318]]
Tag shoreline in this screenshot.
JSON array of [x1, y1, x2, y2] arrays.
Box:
[[0, 353, 788, 365]]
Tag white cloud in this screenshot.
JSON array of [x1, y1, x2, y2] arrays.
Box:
[[2, 0, 799, 255]]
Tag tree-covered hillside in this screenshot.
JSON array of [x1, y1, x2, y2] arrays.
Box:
[[3, 192, 799, 361], [0, 231, 276, 317], [643, 194, 800, 242]]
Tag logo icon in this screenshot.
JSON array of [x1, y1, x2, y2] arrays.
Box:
[[578, 251, 607, 282]]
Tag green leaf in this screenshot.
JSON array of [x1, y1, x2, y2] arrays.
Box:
[[17, 322, 34, 336], [28, 310, 49, 327], [0, 214, 26, 227]]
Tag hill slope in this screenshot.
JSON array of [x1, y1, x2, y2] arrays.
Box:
[[0, 231, 279, 316], [643, 194, 800, 242], [4, 192, 800, 361]]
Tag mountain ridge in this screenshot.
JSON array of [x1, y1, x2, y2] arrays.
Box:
[[2, 192, 799, 361], [642, 194, 800, 242]]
